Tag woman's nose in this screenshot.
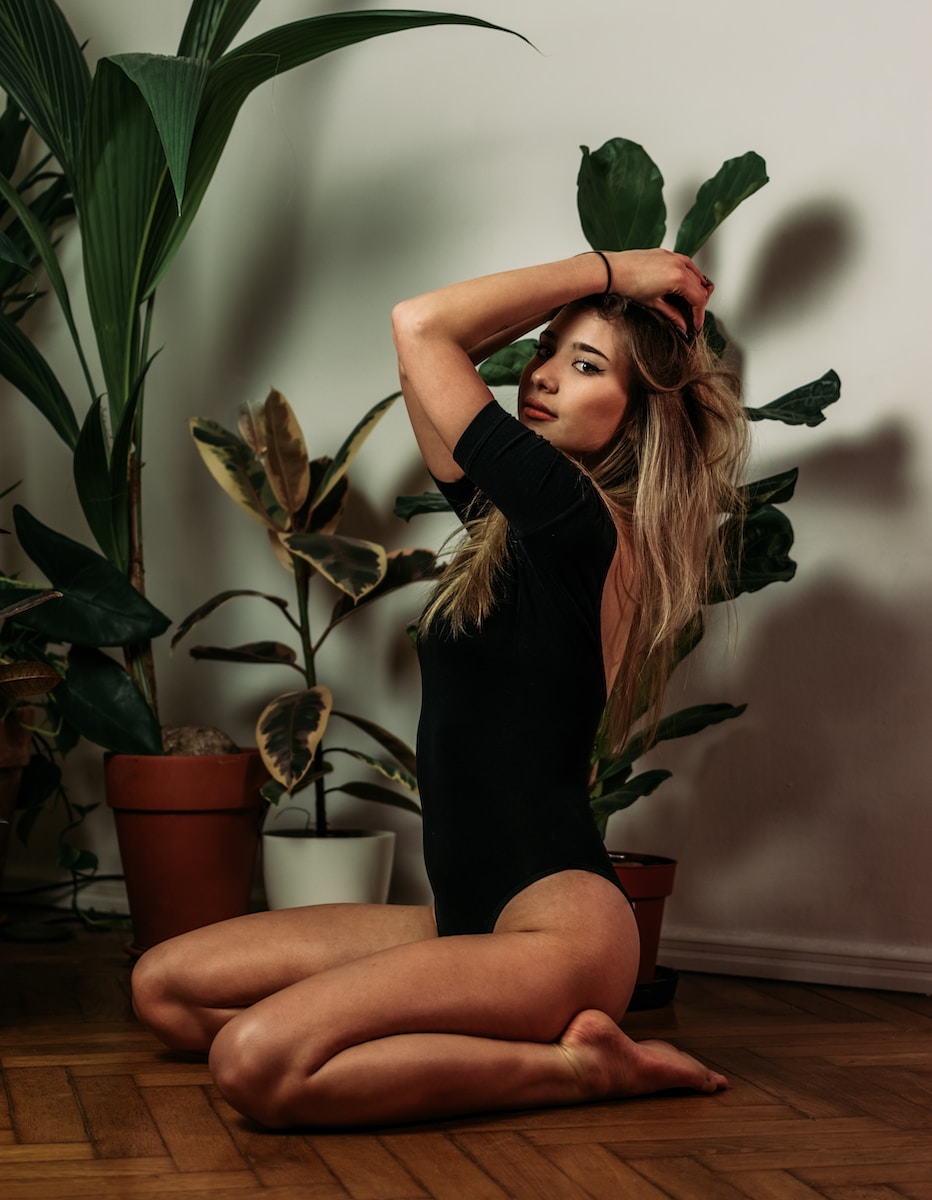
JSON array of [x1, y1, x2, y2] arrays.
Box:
[[530, 364, 556, 391]]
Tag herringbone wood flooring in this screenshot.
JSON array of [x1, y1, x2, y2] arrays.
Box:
[[2, 915, 931, 1199]]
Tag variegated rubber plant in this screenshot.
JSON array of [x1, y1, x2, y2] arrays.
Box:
[[0, 0, 523, 757], [397, 136, 841, 838], [177, 388, 438, 834]]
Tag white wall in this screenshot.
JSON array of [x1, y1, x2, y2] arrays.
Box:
[[4, 0, 929, 990]]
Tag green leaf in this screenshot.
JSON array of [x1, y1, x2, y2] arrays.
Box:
[[326, 547, 439, 628], [109, 53, 211, 212], [331, 710, 418, 776], [312, 393, 398, 509], [741, 468, 798, 510], [10, 505, 171, 646], [171, 588, 291, 652], [329, 747, 418, 794], [714, 505, 796, 602], [0, 0, 90, 187], [746, 369, 841, 427], [577, 138, 665, 252], [257, 685, 332, 792], [674, 151, 769, 256], [610, 702, 747, 778], [72, 398, 122, 568], [0, 227, 34, 276], [284, 531, 387, 601], [393, 491, 453, 522], [189, 640, 298, 667], [259, 776, 288, 806], [260, 388, 310, 520], [56, 645, 163, 754], [0, 302, 79, 449], [589, 769, 672, 837], [330, 780, 422, 817], [178, 0, 263, 61], [478, 339, 536, 386], [189, 417, 284, 527]]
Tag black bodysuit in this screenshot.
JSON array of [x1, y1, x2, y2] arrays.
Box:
[[416, 400, 628, 936]]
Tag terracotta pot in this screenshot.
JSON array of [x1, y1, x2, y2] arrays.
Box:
[[262, 828, 395, 909], [0, 710, 32, 893], [105, 750, 267, 954], [609, 851, 677, 988]]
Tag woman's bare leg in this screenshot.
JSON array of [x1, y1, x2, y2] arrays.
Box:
[[131, 901, 436, 1051], [205, 874, 727, 1128]]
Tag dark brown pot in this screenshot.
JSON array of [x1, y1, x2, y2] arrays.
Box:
[[105, 750, 267, 954], [0, 710, 32, 894], [609, 851, 677, 987]]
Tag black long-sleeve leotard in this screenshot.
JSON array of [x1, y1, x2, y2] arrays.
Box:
[[416, 400, 628, 936]]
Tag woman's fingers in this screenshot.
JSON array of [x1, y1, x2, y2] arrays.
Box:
[[606, 249, 712, 335]]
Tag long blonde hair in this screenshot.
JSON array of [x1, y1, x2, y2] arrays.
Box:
[[422, 295, 749, 750]]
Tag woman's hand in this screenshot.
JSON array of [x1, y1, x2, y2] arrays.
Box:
[[604, 249, 714, 337]]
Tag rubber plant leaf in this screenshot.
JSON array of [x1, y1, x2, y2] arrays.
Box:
[[284, 531, 387, 601], [306, 460, 347, 535], [177, 0, 263, 61], [109, 53, 210, 213], [11, 505, 171, 646], [331, 710, 418, 777], [189, 417, 284, 528], [257, 685, 333, 792], [171, 588, 291, 652], [746, 369, 841, 427], [142, 13, 529, 296], [0, 660, 61, 702], [0, 0, 90, 187], [327, 547, 439, 628], [478, 339, 536, 386], [577, 138, 665, 252], [55, 644, 163, 754], [312, 392, 398, 510], [393, 491, 453, 522], [261, 388, 310, 521], [329, 747, 419, 795], [332, 780, 422, 817], [189, 640, 298, 668], [0, 309, 79, 447], [674, 151, 769, 256], [589, 769, 672, 838]]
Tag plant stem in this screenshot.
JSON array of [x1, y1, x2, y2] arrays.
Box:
[[293, 557, 327, 836]]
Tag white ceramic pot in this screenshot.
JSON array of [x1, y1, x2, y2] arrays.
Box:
[[261, 828, 396, 909]]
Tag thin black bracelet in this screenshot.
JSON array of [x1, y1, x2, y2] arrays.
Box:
[[593, 249, 612, 294]]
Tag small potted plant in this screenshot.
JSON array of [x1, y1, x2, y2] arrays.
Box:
[[178, 388, 437, 907]]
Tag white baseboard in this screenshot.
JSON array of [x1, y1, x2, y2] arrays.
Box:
[[660, 933, 932, 994]]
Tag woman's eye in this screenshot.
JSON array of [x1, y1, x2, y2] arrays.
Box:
[[534, 342, 553, 360], [574, 359, 601, 375]]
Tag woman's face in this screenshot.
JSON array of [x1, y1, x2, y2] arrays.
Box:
[[517, 309, 631, 459]]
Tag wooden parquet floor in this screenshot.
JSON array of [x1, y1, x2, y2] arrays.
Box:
[[1, 916, 931, 1200]]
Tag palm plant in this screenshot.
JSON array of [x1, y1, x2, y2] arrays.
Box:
[[176, 388, 436, 834], [397, 137, 841, 836], [0, 0, 522, 756]]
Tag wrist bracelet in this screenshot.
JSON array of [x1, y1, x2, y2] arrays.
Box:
[[593, 250, 612, 294]]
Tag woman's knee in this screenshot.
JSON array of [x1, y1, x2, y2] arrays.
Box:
[[209, 1013, 323, 1128], [131, 940, 208, 1051]]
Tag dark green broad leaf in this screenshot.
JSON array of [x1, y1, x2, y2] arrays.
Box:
[[56, 645, 163, 754], [0, 659, 61, 702], [674, 152, 769, 257], [177, 0, 263, 61], [305, 456, 348, 534], [577, 138, 665, 252], [741, 468, 799, 510], [606, 702, 748, 781], [329, 747, 418, 794], [72, 397, 121, 568], [142, 14, 528, 297], [589, 769, 672, 838], [712, 504, 796, 603], [171, 588, 291, 652], [0, 0, 91, 187], [312, 392, 399, 510], [702, 310, 728, 357], [285, 531, 386, 600], [393, 491, 453, 522], [189, 640, 298, 668], [257, 685, 332, 792], [56, 841, 98, 874], [330, 780, 422, 817], [11, 505, 170, 646], [746, 369, 840, 427], [109, 53, 210, 213], [478, 339, 536, 386], [0, 308, 79, 448], [326, 547, 440, 628], [331, 709, 418, 776]]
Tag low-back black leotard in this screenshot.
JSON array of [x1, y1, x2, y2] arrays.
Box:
[[416, 399, 628, 937]]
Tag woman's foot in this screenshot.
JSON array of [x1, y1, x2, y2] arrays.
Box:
[[559, 1008, 728, 1101]]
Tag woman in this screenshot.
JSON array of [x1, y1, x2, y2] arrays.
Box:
[[132, 247, 747, 1128]]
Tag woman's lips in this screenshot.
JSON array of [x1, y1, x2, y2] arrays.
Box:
[[521, 398, 557, 421]]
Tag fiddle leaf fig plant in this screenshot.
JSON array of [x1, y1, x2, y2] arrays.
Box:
[[0, 0, 524, 755], [396, 136, 841, 837], [176, 389, 437, 834]]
